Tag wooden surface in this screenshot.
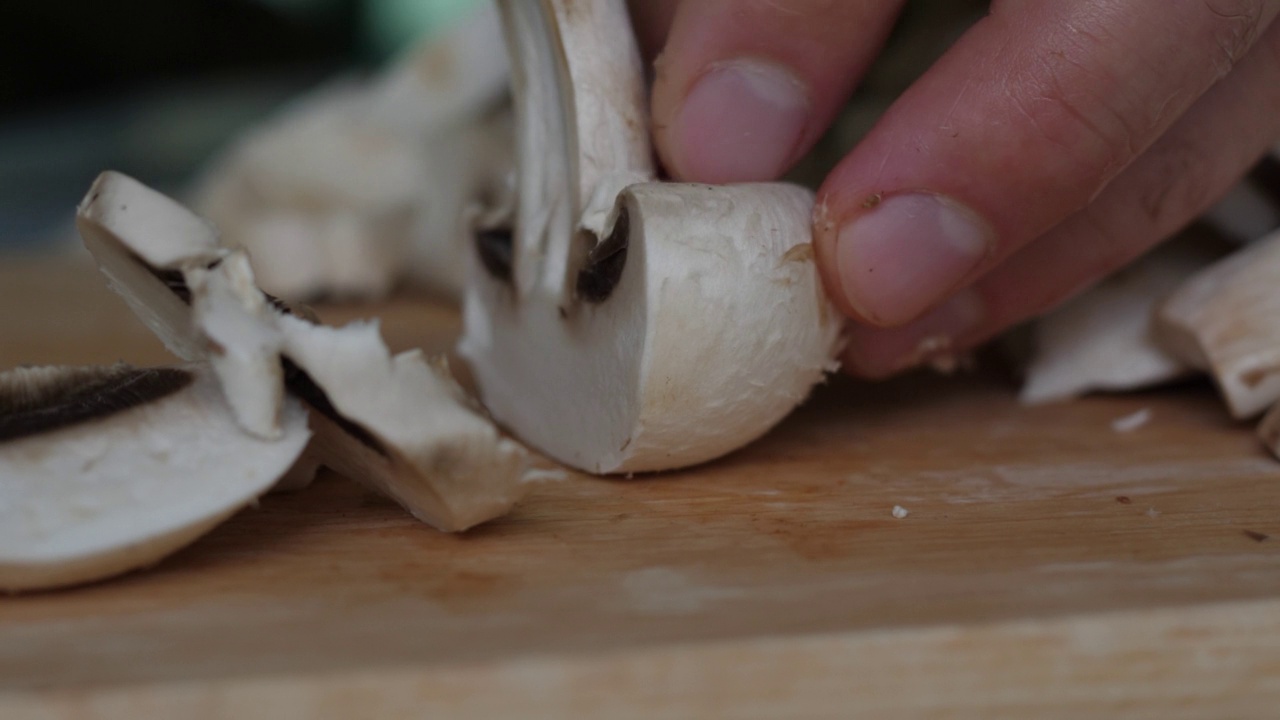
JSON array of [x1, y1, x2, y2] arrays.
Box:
[[2, 257, 1280, 718]]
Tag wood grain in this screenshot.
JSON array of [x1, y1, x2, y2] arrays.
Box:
[[2, 258, 1279, 718]]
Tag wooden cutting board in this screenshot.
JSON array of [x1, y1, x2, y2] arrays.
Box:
[[2, 258, 1279, 719]]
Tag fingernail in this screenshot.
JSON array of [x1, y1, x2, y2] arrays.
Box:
[[672, 59, 809, 183], [836, 193, 992, 326], [842, 290, 986, 379]]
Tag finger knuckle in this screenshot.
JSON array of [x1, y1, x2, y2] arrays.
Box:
[[1008, 54, 1142, 189]]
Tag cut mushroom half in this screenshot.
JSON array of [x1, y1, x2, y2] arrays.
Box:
[[79, 172, 532, 532], [1156, 227, 1280, 419], [0, 364, 310, 592], [460, 0, 844, 474]]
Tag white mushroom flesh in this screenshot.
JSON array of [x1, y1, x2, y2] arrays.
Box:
[[0, 364, 310, 592], [461, 0, 843, 474]]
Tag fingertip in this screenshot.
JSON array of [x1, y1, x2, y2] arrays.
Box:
[[839, 289, 986, 378], [649, 0, 905, 183], [814, 188, 995, 327], [659, 59, 812, 183]]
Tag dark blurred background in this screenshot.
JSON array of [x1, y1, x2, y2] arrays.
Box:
[[0, 0, 475, 251]]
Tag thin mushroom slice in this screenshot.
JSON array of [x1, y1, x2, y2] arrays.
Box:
[[1156, 227, 1280, 419], [461, 0, 843, 474], [1019, 238, 1224, 405], [184, 253, 531, 532], [0, 364, 310, 593], [278, 318, 530, 531], [189, 255, 530, 531], [76, 172, 225, 363], [79, 173, 532, 532]]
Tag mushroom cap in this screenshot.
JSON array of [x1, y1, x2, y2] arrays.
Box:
[[0, 365, 310, 592]]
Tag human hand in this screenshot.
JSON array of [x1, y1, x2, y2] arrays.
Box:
[[630, 0, 1280, 377]]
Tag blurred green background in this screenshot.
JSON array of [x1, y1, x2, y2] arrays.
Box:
[[0, 0, 477, 250]]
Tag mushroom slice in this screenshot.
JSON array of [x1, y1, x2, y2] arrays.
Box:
[[460, 0, 843, 474], [0, 364, 310, 592], [1156, 228, 1280, 419], [76, 172, 225, 363], [279, 319, 530, 531], [1020, 238, 1223, 405], [77, 172, 286, 441], [78, 173, 531, 531], [186, 253, 531, 532]]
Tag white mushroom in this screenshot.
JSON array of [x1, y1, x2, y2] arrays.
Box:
[[0, 364, 310, 592], [1020, 238, 1224, 405], [459, 0, 843, 474], [193, 2, 512, 301], [82, 172, 531, 531], [1156, 227, 1280, 419]]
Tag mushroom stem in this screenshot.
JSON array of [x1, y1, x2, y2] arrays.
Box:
[[500, 0, 653, 301]]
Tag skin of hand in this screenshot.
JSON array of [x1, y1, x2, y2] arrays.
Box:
[[629, 0, 1280, 378]]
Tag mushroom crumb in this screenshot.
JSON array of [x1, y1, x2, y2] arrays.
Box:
[[892, 505, 910, 519], [1111, 408, 1152, 433]]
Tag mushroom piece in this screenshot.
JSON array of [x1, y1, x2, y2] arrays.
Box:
[[81, 172, 532, 531], [458, 0, 843, 474], [78, 172, 286, 441], [1156, 227, 1280, 419], [193, 2, 512, 301], [0, 364, 310, 592], [1019, 237, 1224, 405]]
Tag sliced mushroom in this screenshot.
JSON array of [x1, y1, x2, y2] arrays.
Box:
[[193, 2, 512, 301], [0, 364, 310, 592], [78, 172, 285, 440], [1020, 238, 1224, 405], [1156, 227, 1280, 419], [77, 172, 224, 363], [460, 0, 843, 474], [81, 173, 532, 532]]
